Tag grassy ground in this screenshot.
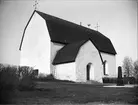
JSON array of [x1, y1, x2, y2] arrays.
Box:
[[11, 82, 138, 104]]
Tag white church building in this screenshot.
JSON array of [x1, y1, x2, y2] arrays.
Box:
[[19, 10, 117, 83]]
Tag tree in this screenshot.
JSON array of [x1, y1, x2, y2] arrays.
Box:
[[133, 60, 138, 79], [122, 56, 133, 77]]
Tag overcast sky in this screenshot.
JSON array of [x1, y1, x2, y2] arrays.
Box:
[[0, 0, 137, 68]]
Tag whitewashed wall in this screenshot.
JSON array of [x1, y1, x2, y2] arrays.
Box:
[[101, 52, 116, 77], [50, 42, 64, 75], [20, 12, 51, 74], [55, 62, 76, 81], [75, 40, 103, 82]]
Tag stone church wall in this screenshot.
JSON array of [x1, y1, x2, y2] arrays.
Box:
[[50, 42, 64, 75], [101, 52, 117, 77], [20, 12, 51, 74], [75, 40, 103, 82], [54, 62, 76, 81]]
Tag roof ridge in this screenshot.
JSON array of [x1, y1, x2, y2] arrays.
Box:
[[36, 10, 110, 40]]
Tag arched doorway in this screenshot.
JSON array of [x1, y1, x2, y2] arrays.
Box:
[[86, 63, 94, 81]]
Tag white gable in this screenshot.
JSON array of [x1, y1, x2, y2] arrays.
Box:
[[76, 40, 103, 82], [20, 12, 50, 74]]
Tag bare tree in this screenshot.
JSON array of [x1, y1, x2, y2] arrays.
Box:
[[133, 60, 138, 79], [122, 56, 133, 77]]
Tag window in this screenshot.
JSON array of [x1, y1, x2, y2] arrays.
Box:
[[103, 60, 108, 75]]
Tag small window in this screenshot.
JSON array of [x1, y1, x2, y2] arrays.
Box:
[[103, 60, 109, 76]]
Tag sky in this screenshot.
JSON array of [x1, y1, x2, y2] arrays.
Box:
[[0, 0, 137, 68]]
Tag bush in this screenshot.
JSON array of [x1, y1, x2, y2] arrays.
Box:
[[133, 60, 138, 80], [0, 64, 19, 104], [0, 64, 37, 103], [102, 77, 117, 83], [123, 76, 136, 84], [36, 73, 55, 81], [45, 74, 55, 80], [36, 73, 74, 83], [18, 66, 36, 91], [103, 76, 137, 84]]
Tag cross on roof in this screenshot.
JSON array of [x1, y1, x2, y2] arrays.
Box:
[[33, 0, 39, 10], [87, 24, 91, 27], [95, 23, 100, 31]]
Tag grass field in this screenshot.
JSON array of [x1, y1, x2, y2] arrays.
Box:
[[11, 81, 138, 104]]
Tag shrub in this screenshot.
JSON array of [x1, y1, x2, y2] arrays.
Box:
[[133, 60, 138, 80], [36, 73, 55, 81], [0, 64, 19, 104], [123, 76, 136, 84], [0, 64, 37, 103], [103, 76, 137, 84], [45, 74, 55, 80], [18, 66, 36, 91], [102, 77, 117, 83]]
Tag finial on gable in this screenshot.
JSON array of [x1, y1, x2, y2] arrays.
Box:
[[33, 0, 39, 10], [80, 22, 82, 26], [95, 22, 100, 31], [87, 24, 91, 27]]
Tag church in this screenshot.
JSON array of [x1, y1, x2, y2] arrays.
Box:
[[19, 10, 117, 83]]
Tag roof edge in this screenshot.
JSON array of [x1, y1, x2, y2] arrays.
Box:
[[19, 10, 37, 51], [73, 40, 89, 62], [36, 11, 110, 40], [89, 38, 116, 55], [51, 40, 68, 45], [98, 51, 104, 64], [53, 60, 75, 65], [100, 50, 117, 55]]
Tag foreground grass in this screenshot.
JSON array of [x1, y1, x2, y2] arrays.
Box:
[[11, 81, 138, 104]]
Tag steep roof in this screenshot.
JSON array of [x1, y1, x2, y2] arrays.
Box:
[[53, 40, 87, 65], [36, 11, 116, 55]]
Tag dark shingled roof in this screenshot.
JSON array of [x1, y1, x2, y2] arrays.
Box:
[[35, 11, 117, 65], [53, 40, 87, 65], [36, 11, 116, 55]]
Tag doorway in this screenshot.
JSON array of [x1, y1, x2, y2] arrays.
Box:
[[86, 63, 94, 81]]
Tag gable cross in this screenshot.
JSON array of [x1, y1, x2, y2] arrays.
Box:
[[87, 24, 91, 27], [95, 23, 100, 31], [33, 0, 39, 10]]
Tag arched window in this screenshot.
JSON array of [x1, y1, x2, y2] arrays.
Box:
[[103, 60, 108, 75]]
